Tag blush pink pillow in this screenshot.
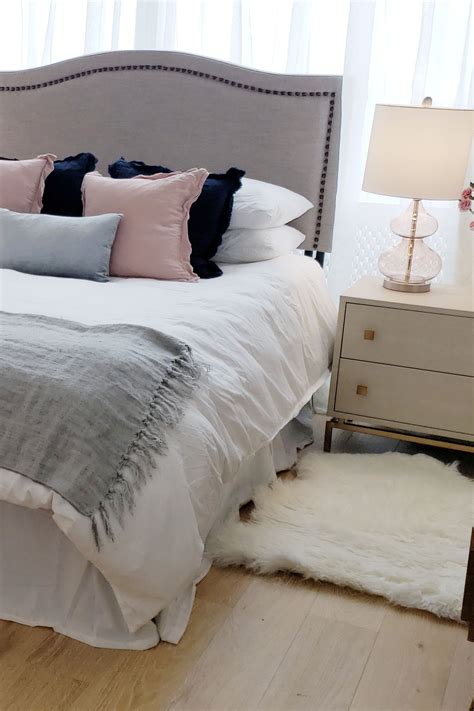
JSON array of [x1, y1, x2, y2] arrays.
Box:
[[0, 154, 55, 213], [82, 169, 208, 281]]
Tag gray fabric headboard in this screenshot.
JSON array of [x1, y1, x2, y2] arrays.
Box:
[[0, 50, 342, 252]]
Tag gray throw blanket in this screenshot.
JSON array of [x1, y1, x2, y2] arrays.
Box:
[[0, 311, 203, 547]]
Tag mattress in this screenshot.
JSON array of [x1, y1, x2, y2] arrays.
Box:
[[0, 255, 337, 645]]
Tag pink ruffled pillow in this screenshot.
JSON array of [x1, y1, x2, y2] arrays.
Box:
[[0, 154, 55, 213], [82, 169, 208, 281]]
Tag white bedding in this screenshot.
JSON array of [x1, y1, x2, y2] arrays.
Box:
[[0, 255, 336, 641]]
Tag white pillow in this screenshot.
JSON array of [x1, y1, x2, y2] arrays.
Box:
[[216, 225, 305, 264], [230, 178, 313, 229]]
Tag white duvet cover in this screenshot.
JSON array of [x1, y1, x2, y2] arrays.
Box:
[[0, 255, 336, 640]]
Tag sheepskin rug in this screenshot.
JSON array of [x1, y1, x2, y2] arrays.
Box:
[[206, 452, 473, 620]]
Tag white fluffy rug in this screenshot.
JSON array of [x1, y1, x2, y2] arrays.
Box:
[[206, 452, 473, 620]]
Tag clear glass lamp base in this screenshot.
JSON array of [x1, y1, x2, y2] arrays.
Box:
[[379, 200, 442, 293], [383, 277, 431, 293]]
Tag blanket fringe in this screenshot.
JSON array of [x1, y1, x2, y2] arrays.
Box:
[[90, 344, 203, 550]]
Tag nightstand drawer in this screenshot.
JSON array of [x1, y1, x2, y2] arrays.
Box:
[[335, 359, 474, 436], [341, 304, 474, 376]]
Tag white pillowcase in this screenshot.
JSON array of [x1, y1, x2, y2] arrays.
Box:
[[230, 178, 313, 229], [216, 225, 305, 264]]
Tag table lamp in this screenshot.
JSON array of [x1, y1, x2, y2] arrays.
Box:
[[363, 100, 472, 292]]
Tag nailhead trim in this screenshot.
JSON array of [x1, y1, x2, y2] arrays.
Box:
[[313, 96, 335, 249], [0, 63, 338, 249]]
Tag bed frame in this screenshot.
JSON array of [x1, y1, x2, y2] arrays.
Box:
[[0, 50, 342, 256]]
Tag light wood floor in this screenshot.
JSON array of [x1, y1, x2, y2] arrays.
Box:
[[1, 419, 472, 711]]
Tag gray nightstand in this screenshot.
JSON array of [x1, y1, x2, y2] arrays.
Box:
[[325, 277, 474, 453]]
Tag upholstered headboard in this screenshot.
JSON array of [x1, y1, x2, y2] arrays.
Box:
[[0, 50, 342, 252]]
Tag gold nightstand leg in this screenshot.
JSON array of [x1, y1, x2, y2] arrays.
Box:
[[324, 419, 335, 452], [324, 419, 474, 454]]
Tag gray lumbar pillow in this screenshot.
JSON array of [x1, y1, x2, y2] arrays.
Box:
[[0, 209, 121, 282]]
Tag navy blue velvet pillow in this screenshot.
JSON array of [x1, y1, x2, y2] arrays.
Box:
[[42, 152, 98, 217], [108, 158, 245, 278]]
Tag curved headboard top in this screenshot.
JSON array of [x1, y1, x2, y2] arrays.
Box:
[[0, 50, 342, 252]]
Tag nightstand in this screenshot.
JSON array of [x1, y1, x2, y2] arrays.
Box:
[[325, 277, 474, 453]]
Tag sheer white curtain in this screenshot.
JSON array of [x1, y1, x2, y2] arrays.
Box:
[[0, 0, 348, 74], [1, 0, 471, 296]]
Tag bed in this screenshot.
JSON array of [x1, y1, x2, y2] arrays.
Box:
[[0, 51, 341, 649]]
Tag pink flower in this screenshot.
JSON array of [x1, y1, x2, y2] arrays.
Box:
[[462, 188, 472, 199], [470, 221, 474, 231], [459, 198, 471, 211]]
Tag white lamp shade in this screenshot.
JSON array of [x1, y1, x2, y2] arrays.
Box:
[[363, 104, 473, 200]]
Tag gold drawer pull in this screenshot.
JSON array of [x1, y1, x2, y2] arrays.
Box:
[[364, 330, 375, 341], [356, 385, 368, 396]]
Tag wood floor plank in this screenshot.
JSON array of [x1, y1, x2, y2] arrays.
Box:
[[71, 597, 230, 711], [1, 574, 470, 711], [168, 574, 316, 711], [350, 607, 463, 711], [1, 669, 88, 711], [195, 563, 252, 608], [309, 581, 387, 633], [441, 633, 473, 711], [0, 620, 56, 706], [0, 620, 53, 673], [25, 630, 124, 679], [259, 612, 376, 711], [0, 621, 126, 711]]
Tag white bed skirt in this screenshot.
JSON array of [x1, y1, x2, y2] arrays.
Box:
[[0, 416, 311, 650]]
